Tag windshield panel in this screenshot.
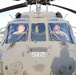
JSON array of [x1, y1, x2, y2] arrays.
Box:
[[8, 23, 29, 43], [31, 23, 46, 41], [48, 23, 72, 43]]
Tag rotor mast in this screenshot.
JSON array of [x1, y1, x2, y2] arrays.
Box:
[[36, 2, 41, 12], [36, 0, 48, 12]]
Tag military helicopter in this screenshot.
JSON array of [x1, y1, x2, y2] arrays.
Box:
[[0, 0, 76, 75]]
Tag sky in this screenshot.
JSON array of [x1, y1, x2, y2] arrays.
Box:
[[0, 0, 76, 33]]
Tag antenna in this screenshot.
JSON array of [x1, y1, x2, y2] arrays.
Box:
[[72, 26, 76, 29], [9, 14, 14, 20], [63, 14, 68, 19], [36, 0, 41, 12], [29, 5, 31, 12]]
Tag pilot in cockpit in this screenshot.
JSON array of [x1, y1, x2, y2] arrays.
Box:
[[13, 24, 26, 34], [53, 25, 69, 41], [8, 24, 28, 42]]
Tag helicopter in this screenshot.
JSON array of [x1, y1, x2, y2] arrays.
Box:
[[0, 0, 76, 75]]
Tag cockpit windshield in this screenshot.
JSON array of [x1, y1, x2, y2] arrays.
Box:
[[48, 23, 72, 43], [7, 23, 29, 43], [31, 23, 46, 41], [2, 22, 75, 44]]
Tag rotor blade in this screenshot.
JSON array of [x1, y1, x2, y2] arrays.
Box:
[[52, 4, 76, 14], [0, 2, 27, 13], [72, 26, 76, 28]]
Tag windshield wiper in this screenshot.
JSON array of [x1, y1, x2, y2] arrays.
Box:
[[17, 32, 27, 42], [9, 32, 27, 47], [50, 31, 62, 41], [11, 32, 28, 43]]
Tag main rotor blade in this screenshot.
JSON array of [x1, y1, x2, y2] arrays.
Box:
[[52, 4, 76, 14], [0, 2, 27, 13]]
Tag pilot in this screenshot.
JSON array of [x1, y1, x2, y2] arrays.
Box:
[[53, 25, 69, 40], [9, 24, 28, 42], [35, 25, 39, 33], [13, 24, 26, 34]]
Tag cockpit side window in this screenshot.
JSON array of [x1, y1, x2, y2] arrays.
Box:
[[48, 23, 72, 43], [7, 23, 29, 43], [31, 23, 46, 41]]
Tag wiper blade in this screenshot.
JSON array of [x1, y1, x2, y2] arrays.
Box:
[[10, 32, 27, 44], [16, 32, 27, 42], [50, 31, 62, 41]]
